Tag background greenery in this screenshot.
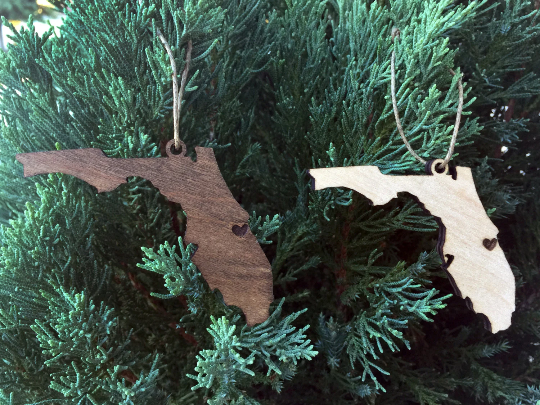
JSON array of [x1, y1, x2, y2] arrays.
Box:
[[0, 0, 539, 403]]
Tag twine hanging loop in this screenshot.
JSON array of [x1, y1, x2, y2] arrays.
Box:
[[156, 28, 193, 154], [390, 28, 463, 169]]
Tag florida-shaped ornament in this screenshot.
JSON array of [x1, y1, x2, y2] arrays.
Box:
[[308, 159, 515, 333], [16, 140, 273, 326]]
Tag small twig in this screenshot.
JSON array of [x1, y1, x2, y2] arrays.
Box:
[[390, 31, 464, 169], [156, 29, 192, 152]]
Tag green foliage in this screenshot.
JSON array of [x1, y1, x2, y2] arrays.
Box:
[[0, 0, 39, 21], [336, 251, 451, 391], [249, 213, 281, 245], [0, 174, 110, 320], [0, 0, 539, 403], [138, 236, 316, 403], [31, 283, 166, 404], [188, 304, 316, 404], [513, 386, 540, 405], [472, 157, 522, 218], [139, 238, 205, 307]]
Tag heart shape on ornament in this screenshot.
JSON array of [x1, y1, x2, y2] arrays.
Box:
[[483, 238, 497, 251], [232, 224, 249, 237]]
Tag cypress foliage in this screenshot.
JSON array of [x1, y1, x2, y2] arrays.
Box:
[[0, 0, 40, 21], [0, 0, 539, 403], [0, 0, 59, 51]]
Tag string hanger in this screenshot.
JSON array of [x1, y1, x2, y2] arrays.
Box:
[[156, 28, 193, 154], [390, 27, 464, 170]]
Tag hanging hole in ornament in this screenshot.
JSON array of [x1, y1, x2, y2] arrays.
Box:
[[425, 159, 449, 176], [165, 139, 186, 157], [170, 143, 182, 155], [435, 162, 446, 173]]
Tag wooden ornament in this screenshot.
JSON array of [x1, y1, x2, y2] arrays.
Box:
[[16, 140, 273, 326], [308, 159, 515, 333]]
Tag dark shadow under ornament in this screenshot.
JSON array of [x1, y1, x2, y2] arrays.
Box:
[[16, 140, 273, 326]]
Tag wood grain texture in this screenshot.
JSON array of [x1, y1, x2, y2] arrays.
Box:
[[308, 159, 515, 333], [16, 140, 273, 326]]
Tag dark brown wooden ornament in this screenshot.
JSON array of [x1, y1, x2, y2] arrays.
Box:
[[16, 140, 273, 326]]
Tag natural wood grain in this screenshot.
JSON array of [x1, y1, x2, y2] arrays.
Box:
[[308, 159, 515, 333], [16, 140, 273, 326]]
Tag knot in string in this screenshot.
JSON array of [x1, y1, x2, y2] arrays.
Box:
[[390, 28, 464, 169]]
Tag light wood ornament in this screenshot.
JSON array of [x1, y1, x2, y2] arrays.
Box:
[[16, 140, 273, 326], [308, 159, 515, 333]]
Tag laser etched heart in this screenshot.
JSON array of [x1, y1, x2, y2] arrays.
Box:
[[232, 224, 249, 237], [483, 238, 498, 251]]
